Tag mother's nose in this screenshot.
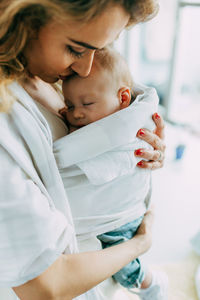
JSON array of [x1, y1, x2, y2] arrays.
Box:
[[71, 51, 95, 77]]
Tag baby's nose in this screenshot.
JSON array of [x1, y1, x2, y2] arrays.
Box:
[[73, 108, 84, 119]]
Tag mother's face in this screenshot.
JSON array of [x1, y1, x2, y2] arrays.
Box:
[[23, 5, 129, 83]]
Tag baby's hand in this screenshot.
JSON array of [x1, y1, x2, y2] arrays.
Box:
[[59, 107, 68, 120], [59, 107, 78, 133]]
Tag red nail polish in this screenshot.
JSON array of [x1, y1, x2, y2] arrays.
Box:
[[138, 129, 145, 136], [137, 161, 143, 166], [155, 113, 160, 119], [135, 149, 143, 156]]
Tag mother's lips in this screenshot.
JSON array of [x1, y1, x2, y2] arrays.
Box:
[[59, 75, 69, 80], [59, 70, 76, 81]]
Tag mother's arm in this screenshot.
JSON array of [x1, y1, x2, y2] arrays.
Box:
[[13, 209, 154, 300], [135, 113, 165, 170]]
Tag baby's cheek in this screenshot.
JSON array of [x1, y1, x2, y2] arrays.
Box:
[[90, 112, 104, 123]]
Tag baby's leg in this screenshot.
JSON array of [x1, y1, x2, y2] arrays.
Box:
[[97, 217, 144, 289], [112, 257, 145, 288]]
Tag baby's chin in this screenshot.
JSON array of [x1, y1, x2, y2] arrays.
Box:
[[69, 119, 93, 128], [69, 123, 86, 129], [69, 118, 98, 128]]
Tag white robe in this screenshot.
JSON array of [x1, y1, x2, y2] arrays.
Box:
[[54, 84, 158, 241], [0, 81, 97, 299]]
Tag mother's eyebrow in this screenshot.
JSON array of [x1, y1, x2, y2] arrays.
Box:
[[69, 39, 99, 50]]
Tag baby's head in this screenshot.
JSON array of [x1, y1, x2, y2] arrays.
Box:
[[62, 46, 133, 128]]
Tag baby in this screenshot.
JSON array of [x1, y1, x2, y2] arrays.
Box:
[[57, 47, 168, 300], [60, 47, 134, 133]]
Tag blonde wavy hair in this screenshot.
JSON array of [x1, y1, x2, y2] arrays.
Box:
[[0, 0, 159, 112]]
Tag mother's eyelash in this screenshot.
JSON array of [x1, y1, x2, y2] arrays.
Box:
[[66, 45, 85, 59]]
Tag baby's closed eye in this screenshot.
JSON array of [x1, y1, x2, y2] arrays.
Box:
[[83, 102, 94, 106]]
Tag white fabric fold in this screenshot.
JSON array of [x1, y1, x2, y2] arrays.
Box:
[[77, 142, 143, 185]]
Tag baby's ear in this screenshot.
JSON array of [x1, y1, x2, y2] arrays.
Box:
[[118, 87, 131, 109]]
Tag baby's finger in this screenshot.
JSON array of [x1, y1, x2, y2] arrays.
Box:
[[59, 107, 68, 117]]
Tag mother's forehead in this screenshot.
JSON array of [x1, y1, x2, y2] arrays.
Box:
[[45, 5, 129, 48]]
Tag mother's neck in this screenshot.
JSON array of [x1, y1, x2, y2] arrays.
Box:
[[20, 76, 65, 117]]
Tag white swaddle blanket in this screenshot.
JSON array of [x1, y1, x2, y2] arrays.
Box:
[[54, 84, 159, 241]]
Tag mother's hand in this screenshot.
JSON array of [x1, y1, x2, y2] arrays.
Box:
[[133, 207, 154, 254], [135, 113, 166, 170]]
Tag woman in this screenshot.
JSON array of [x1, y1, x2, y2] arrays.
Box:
[[0, 1, 165, 300]]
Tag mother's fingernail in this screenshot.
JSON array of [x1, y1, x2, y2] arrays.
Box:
[[154, 113, 160, 119], [137, 161, 143, 167], [138, 129, 145, 136], [135, 149, 143, 156]]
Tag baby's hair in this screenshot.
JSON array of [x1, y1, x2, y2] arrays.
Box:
[[94, 46, 134, 93]]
